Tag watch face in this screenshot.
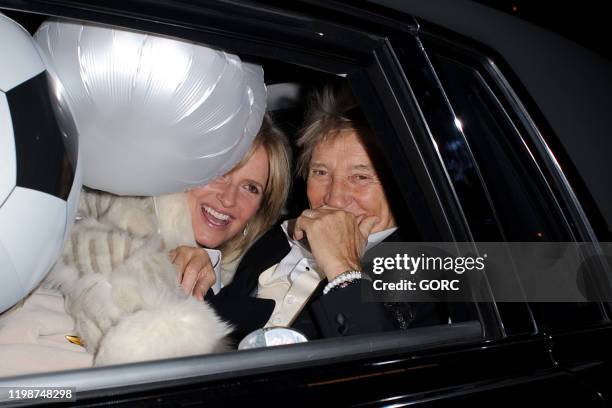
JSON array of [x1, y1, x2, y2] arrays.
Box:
[[238, 327, 308, 350]]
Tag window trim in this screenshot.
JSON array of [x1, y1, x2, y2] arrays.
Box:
[[0, 321, 482, 402]]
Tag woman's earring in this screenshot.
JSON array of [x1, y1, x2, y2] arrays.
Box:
[[243, 223, 249, 237]]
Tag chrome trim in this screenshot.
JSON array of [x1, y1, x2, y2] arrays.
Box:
[[0, 322, 482, 403], [409, 37, 474, 244], [485, 59, 594, 243], [414, 37, 511, 336]]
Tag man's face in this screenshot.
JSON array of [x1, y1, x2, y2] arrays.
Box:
[[306, 130, 396, 233]]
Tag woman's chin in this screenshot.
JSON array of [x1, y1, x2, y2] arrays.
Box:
[[194, 232, 225, 249]]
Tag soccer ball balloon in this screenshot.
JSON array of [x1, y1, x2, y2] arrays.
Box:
[[0, 14, 82, 313]]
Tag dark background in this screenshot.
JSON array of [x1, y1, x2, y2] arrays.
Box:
[[474, 0, 611, 61]]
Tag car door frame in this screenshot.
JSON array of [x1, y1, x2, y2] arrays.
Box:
[[0, 0, 603, 406]]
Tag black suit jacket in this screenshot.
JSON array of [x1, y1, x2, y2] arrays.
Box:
[[208, 226, 447, 342]]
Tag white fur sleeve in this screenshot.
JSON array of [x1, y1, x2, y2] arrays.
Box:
[[45, 190, 231, 364]]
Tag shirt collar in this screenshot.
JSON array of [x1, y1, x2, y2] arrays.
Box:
[[281, 220, 314, 259], [366, 227, 398, 251]]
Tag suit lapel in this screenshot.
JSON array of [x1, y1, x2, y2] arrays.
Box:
[[380, 229, 404, 244], [221, 225, 291, 297]]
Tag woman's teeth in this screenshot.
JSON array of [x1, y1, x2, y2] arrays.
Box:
[[203, 205, 230, 223]]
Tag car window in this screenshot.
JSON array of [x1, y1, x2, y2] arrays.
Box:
[[418, 39, 609, 331], [0, 5, 489, 388], [427, 56, 571, 243], [391, 35, 531, 336]]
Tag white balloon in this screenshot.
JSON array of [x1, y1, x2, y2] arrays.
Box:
[[34, 20, 266, 196], [0, 13, 82, 313]]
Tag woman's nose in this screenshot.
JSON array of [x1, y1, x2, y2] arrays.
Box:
[[216, 183, 238, 208]]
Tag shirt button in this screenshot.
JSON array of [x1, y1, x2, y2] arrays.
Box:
[[286, 295, 295, 304]]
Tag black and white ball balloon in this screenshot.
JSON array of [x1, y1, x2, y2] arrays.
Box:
[[0, 14, 81, 313]]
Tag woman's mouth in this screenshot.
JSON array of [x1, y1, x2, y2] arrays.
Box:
[[201, 205, 232, 228]]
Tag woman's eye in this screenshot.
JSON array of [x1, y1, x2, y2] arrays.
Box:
[[245, 184, 260, 194]]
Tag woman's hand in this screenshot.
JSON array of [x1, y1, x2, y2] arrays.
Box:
[[170, 246, 216, 301], [293, 207, 379, 281]]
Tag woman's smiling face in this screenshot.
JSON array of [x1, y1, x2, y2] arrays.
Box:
[[185, 146, 269, 248]]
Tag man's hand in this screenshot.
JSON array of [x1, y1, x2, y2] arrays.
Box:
[[293, 207, 379, 280], [170, 246, 216, 301]]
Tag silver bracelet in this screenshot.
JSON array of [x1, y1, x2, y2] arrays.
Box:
[[323, 270, 362, 295]]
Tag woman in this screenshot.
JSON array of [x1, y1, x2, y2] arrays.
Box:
[[45, 115, 291, 365], [175, 116, 292, 299]]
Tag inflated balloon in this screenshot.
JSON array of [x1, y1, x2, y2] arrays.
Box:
[[34, 20, 265, 196], [0, 13, 82, 313]]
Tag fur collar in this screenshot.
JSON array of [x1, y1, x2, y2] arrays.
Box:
[[153, 193, 197, 250]]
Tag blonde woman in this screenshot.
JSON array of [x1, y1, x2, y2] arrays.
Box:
[[46, 115, 291, 365], [173, 116, 292, 299]]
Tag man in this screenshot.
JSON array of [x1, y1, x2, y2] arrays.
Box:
[[209, 84, 446, 340]]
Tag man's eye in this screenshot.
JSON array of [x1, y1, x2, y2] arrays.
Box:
[[353, 174, 373, 182], [311, 169, 327, 177]]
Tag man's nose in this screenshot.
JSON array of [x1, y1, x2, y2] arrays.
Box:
[[324, 176, 351, 208]]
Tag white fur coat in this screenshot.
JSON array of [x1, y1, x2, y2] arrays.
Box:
[[44, 189, 232, 365]]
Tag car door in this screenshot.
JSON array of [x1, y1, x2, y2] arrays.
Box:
[[0, 0, 608, 406], [395, 8, 612, 404]]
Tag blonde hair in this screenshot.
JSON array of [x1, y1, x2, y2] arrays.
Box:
[[220, 114, 291, 261], [296, 83, 372, 179]]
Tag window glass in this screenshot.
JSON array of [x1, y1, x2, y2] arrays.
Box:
[[429, 56, 569, 242], [427, 49, 607, 330]]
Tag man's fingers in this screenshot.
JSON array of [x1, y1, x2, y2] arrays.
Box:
[[293, 225, 304, 241], [358, 216, 379, 238], [293, 215, 310, 241], [294, 213, 318, 241], [302, 209, 316, 219]]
